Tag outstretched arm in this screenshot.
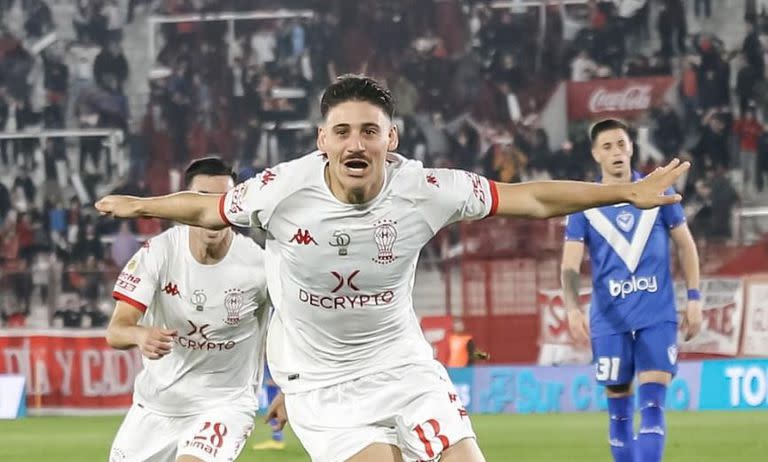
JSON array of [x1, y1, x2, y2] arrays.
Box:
[[95, 192, 226, 230], [494, 159, 689, 218]]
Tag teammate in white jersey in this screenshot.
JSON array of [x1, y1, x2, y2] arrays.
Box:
[[97, 75, 690, 462], [106, 158, 274, 462]]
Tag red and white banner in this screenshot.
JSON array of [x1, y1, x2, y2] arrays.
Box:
[[537, 278, 745, 363], [0, 330, 141, 413], [677, 279, 744, 356], [740, 277, 768, 357], [420, 315, 453, 365], [537, 288, 592, 365], [567, 76, 676, 121]]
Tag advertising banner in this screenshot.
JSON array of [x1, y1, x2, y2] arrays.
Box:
[[537, 288, 592, 366], [676, 279, 744, 356], [0, 375, 26, 419], [699, 359, 768, 410], [464, 363, 700, 414], [741, 279, 768, 357], [567, 76, 675, 120], [538, 278, 745, 362], [0, 330, 141, 412]]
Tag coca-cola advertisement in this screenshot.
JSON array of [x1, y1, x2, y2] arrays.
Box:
[[567, 77, 676, 120]]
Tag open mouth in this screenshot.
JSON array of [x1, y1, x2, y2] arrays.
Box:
[[612, 160, 624, 167], [343, 158, 369, 175]]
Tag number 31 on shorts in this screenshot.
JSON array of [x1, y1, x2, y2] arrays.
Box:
[[595, 356, 620, 381]]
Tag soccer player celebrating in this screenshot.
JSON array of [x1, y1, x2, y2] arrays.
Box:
[[561, 119, 702, 462], [97, 75, 690, 462], [106, 158, 273, 462]]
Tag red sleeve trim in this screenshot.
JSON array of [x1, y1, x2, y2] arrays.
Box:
[[218, 194, 233, 226], [113, 291, 148, 313], [488, 180, 500, 216]]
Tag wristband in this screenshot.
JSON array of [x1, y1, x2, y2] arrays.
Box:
[[687, 289, 701, 301]]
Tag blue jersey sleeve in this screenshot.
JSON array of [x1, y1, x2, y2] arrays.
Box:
[[564, 212, 587, 241], [660, 187, 686, 229]]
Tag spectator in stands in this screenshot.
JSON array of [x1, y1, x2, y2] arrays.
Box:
[[742, 21, 764, 77], [693, 110, 731, 170], [447, 319, 476, 368], [9, 257, 33, 317], [658, 0, 687, 59], [166, 60, 193, 166], [448, 123, 480, 172], [12, 172, 35, 212], [68, 34, 101, 119], [72, 220, 103, 262], [110, 220, 139, 268], [736, 59, 760, 118], [651, 103, 684, 158], [23, 0, 53, 40], [103, 0, 124, 42], [486, 139, 527, 183], [734, 107, 763, 196], [690, 166, 739, 240], [0, 181, 10, 222], [42, 48, 69, 129], [53, 296, 83, 328], [94, 40, 129, 91], [551, 140, 587, 181], [757, 123, 768, 192], [571, 50, 598, 82]]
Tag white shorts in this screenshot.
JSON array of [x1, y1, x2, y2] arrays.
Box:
[[286, 360, 475, 462], [109, 404, 255, 462]]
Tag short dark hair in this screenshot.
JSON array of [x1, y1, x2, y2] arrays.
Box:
[[589, 118, 630, 146], [184, 157, 236, 188], [320, 74, 395, 119]]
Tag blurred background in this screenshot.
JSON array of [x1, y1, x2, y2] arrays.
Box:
[[0, 0, 767, 458]]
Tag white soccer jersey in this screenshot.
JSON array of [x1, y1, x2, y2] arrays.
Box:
[[112, 226, 270, 416], [219, 152, 499, 393]]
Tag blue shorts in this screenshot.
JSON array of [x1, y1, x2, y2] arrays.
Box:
[[591, 321, 678, 385]]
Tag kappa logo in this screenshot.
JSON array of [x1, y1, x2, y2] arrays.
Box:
[[162, 283, 181, 297], [260, 169, 276, 189], [426, 172, 440, 187], [290, 228, 318, 246]]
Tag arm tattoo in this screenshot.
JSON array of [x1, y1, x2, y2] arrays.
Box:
[[562, 268, 581, 306]]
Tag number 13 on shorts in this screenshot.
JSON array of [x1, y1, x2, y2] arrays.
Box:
[[595, 356, 621, 382]]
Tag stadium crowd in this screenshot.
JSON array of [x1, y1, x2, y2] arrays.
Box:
[[0, 0, 765, 328]]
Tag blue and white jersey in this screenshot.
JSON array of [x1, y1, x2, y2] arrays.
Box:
[[564, 172, 686, 337]]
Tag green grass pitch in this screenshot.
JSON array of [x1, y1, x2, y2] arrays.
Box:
[[1, 411, 766, 461]]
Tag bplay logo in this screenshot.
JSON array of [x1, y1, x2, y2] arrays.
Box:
[[609, 275, 658, 298]]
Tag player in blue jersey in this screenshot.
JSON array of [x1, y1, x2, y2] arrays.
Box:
[[561, 118, 702, 462], [252, 364, 287, 451]]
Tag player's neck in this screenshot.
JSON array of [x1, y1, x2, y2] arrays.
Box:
[[601, 169, 632, 185], [189, 230, 233, 265], [325, 165, 385, 204]]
